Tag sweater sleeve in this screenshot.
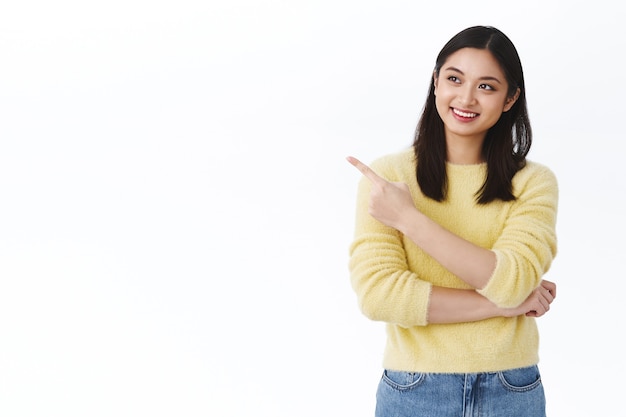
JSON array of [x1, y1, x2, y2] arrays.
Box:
[[348, 161, 432, 328], [478, 164, 558, 307]]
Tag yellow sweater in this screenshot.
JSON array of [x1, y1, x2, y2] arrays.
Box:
[[348, 148, 558, 373]]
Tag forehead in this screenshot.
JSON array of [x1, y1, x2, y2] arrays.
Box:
[[441, 48, 506, 78]]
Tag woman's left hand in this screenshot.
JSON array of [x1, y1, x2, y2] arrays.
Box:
[[502, 280, 557, 318], [347, 156, 418, 231], [523, 280, 556, 317]]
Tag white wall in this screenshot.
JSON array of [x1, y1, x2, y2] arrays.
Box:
[[0, 1, 623, 416]]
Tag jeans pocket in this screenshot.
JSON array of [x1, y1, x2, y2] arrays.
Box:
[[497, 365, 542, 392], [381, 370, 426, 391]]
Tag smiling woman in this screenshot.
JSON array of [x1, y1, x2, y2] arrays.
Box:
[[347, 26, 558, 417], [0, 1, 623, 415]]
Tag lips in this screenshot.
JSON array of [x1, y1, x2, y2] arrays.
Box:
[[452, 108, 478, 118]]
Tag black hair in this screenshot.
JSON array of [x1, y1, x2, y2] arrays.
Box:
[[414, 26, 531, 203]]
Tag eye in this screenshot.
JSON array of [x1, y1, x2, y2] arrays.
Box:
[[479, 83, 495, 91], [447, 76, 461, 83]]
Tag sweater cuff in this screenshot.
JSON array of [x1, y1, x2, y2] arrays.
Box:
[[476, 250, 507, 306]]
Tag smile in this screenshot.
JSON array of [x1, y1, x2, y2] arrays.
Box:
[[452, 108, 478, 118]]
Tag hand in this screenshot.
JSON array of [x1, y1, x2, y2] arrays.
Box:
[[346, 156, 418, 231], [505, 280, 556, 318]]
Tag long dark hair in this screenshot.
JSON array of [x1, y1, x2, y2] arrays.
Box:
[[414, 26, 531, 204]]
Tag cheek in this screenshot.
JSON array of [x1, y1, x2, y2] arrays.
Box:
[[434, 94, 449, 118], [488, 98, 508, 117]]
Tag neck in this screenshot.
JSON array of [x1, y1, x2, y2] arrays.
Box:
[[445, 134, 485, 165]]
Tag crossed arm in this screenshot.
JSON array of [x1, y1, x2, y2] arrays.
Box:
[[347, 156, 556, 324]]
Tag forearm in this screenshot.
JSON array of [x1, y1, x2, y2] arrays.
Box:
[[398, 209, 496, 290], [427, 286, 506, 324]]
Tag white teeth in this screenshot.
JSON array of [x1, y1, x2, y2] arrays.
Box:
[[453, 108, 477, 118]]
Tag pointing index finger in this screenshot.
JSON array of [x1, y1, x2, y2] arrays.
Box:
[[346, 156, 386, 186]]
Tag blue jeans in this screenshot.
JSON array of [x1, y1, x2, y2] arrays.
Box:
[[375, 365, 546, 417]]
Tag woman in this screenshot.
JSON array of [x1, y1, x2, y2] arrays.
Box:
[[347, 26, 558, 416]]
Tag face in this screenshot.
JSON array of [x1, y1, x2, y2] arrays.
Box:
[[433, 47, 519, 145]]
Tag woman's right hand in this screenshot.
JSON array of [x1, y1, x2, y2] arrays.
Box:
[[504, 280, 556, 318]]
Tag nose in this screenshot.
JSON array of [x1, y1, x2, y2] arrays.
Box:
[[458, 85, 476, 106]]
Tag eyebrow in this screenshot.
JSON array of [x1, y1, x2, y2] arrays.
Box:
[[443, 66, 503, 84]]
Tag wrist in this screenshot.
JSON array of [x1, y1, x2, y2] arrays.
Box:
[[499, 305, 520, 318], [398, 208, 426, 238]]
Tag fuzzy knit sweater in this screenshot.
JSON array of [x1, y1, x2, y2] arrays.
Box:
[[348, 148, 558, 373]]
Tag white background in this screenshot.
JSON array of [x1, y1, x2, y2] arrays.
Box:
[[0, 1, 624, 416]]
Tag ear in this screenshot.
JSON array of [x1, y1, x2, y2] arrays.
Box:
[[433, 70, 438, 94], [503, 87, 521, 112]]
